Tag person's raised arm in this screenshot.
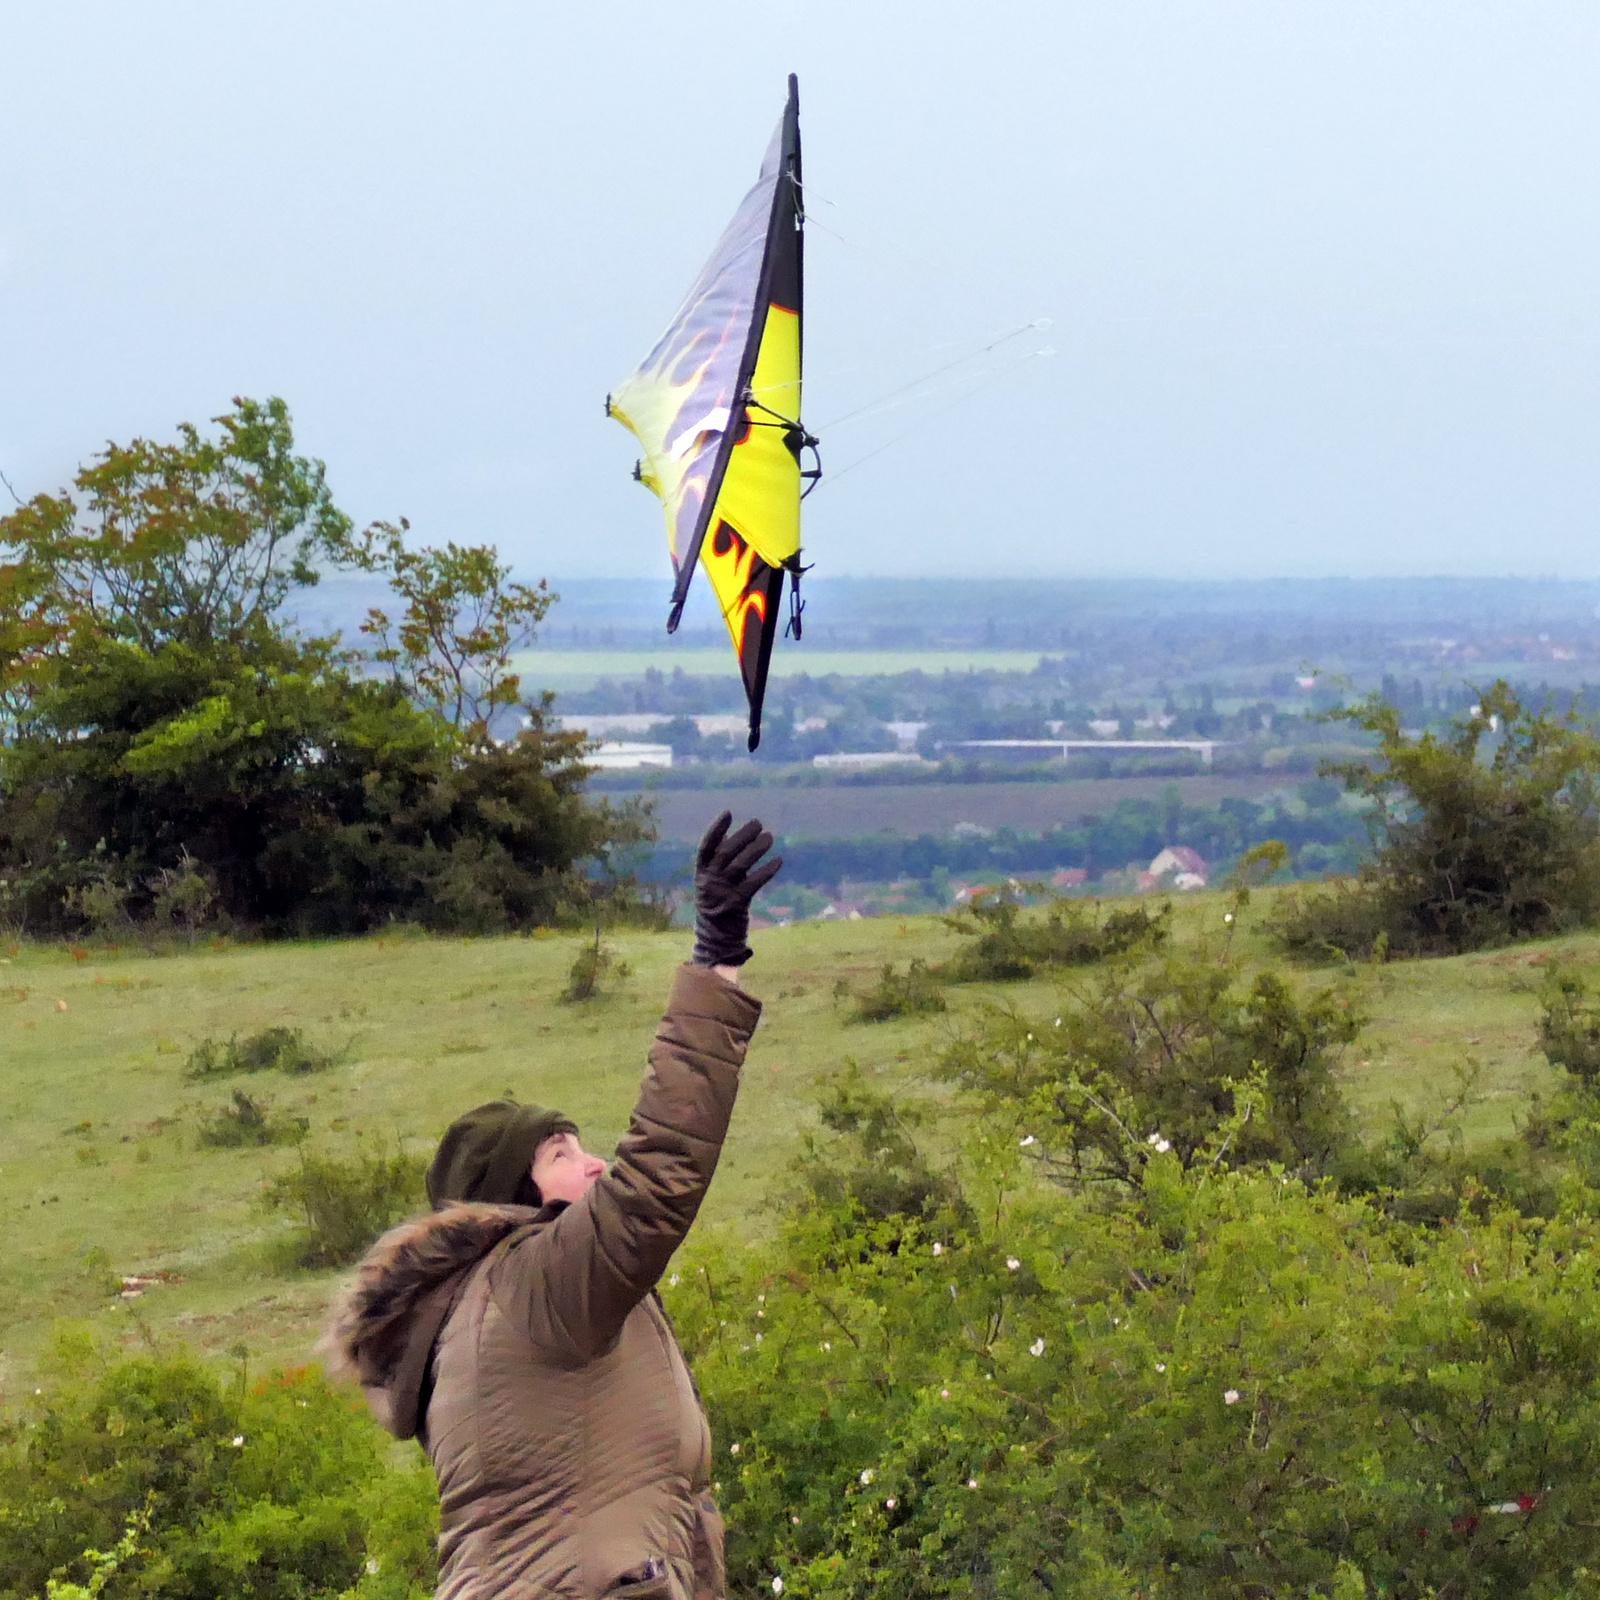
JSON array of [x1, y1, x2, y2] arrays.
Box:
[[497, 814, 781, 1360]]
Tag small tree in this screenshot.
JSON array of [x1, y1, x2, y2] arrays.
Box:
[[0, 399, 650, 936], [0, 396, 349, 688], [1275, 680, 1600, 958], [339, 518, 553, 744]]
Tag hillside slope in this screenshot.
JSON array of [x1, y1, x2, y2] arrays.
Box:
[[0, 895, 1579, 1396]]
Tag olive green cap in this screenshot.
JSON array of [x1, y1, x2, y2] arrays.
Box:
[[426, 1100, 579, 1209]]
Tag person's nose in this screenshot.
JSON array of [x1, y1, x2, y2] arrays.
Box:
[[585, 1155, 606, 1178]]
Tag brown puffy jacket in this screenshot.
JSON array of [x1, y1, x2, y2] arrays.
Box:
[[323, 963, 761, 1600]]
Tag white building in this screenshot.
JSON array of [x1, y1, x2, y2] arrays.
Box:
[[812, 751, 928, 771], [585, 742, 673, 770]]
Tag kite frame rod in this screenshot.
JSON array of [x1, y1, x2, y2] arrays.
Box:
[[667, 74, 804, 634]]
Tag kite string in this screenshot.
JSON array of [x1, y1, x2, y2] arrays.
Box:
[[755, 317, 1053, 404], [813, 346, 1053, 493], [817, 318, 1052, 431], [824, 353, 1051, 430]]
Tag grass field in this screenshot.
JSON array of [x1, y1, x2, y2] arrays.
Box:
[[513, 648, 1050, 690], [0, 893, 1583, 1401]]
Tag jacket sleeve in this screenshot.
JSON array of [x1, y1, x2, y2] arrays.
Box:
[[492, 963, 760, 1362]]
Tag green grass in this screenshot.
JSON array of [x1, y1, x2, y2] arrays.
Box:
[[513, 647, 1051, 689], [0, 892, 1583, 1394]]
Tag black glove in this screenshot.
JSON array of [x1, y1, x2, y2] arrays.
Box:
[[692, 812, 783, 969]]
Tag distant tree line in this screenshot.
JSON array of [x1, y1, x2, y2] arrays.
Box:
[[642, 782, 1367, 893], [0, 398, 649, 938]]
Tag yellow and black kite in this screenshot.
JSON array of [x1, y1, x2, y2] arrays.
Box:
[[607, 75, 816, 751]]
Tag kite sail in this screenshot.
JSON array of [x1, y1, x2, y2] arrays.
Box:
[[607, 74, 816, 751]]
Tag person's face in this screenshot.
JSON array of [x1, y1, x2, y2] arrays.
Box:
[[530, 1131, 606, 1205]]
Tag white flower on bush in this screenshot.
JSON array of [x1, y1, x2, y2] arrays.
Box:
[[932, 1241, 943, 1257], [231, 1435, 245, 1447], [730, 1442, 741, 1455], [365, 1559, 380, 1576], [1006, 1257, 1021, 1272], [669, 1273, 680, 1287], [940, 1388, 950, 1399], [967, 1477, 979, 1490], [1146, 1133, 1172, 1154], [1030, 1337, 1046, 1357], [885, 1497, 897, 1509], [1224, 913, 1235, 924], [1019, 1135, 1036, 1147], [772, 1579, 784, 1595], [860, 1467, 875, 1485], [1155, 1362, 1167, 1373], [1224, 1389, 1242, 1406]]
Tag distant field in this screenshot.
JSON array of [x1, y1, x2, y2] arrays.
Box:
[[514, 648, 1049, 688], [623, 774, 1293, 841]]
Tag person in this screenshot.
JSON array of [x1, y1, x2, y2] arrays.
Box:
[[322, 814, 781, 1600]]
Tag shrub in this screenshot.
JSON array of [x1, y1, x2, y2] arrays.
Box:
[[561, 933, 630, 1003], [262, 1147, 426, 1268], [941, 885, 1169, 982], [797, 1060, 967, 1229], [183, 1026, 335, 1081], [938, 950, 1361, 1187], [0, 1338, 436, 1600], [197, 1089, 309, 1149], [145, 849, 216, 940], [670, 1073, 1600, 1600], [1537, 966, 1600, 1089], [847, 959, 947, 1023], [1275, 680, 1600, 960]]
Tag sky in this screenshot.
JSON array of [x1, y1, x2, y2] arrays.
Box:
[[4, 2, 1599, 584]]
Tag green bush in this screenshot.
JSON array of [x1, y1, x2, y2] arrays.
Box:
[[797, 1060, 967, 1229], [846, 959, 947, 1023], [669, 1074, 1600, 1599], [0, 399, 654, 940], [941, 886, 1169, 982], [938, 949, 1361, 1188], [1538, 966, 1600, 1090], [183, 1026, 335, 1080], [1274, 680, 1600, 960], [262, 1147, 426, 1268], [0, 1338, 435, 1600], [561, 934, 630, 1003], [197, 1089, 309, 1149]]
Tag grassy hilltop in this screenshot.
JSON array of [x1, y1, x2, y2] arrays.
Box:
[[0, 889, 1580, 1396]]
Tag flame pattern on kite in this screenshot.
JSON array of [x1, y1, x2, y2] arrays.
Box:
[[608, 76, 810, 751], [703, 519, 770, 638]]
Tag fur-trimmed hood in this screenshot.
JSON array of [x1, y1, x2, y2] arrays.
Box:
[[320, 1200, 551, 1438]]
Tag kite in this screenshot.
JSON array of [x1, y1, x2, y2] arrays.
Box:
[[607, 74, 817, 751]]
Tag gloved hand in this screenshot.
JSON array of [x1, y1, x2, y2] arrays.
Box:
[[692, 812, 783, 969]]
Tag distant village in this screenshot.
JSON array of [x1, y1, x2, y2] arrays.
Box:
[[746, 845, 1212, 928]]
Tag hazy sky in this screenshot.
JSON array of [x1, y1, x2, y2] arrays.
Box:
[[4, 3, 1599, 583]]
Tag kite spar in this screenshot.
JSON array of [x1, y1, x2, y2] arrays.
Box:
[[607, 75, 816, 751]]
